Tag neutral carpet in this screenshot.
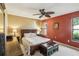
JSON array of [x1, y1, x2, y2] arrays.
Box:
[[33, 45, 79, 56], [5, 37, 22, 56]]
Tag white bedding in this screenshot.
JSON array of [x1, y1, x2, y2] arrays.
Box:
[[22, 35, 50, 46]]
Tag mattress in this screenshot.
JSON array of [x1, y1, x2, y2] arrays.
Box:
[[22, 36, 50, 46]]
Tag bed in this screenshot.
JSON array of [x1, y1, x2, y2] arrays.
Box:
[[21, 29, 50, 55], [21, 29, 50, 45]]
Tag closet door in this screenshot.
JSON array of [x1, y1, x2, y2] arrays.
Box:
[[0, 3, 6, 56]]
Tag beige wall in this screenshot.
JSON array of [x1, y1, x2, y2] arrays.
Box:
[[8, 14, 42, 35], [0, 12, 3, 33]]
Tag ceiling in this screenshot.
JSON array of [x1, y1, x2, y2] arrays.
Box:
[[5, 3, 79, 20]]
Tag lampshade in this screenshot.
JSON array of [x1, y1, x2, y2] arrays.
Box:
[[13, 28, 17, 33]]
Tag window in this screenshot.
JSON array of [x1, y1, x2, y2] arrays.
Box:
[[72, 17, 79, 42], [40, 22, 47, 35]]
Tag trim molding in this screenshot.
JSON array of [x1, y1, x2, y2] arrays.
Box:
[[53, 41, 79, 51]]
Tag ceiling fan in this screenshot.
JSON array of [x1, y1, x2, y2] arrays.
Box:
[[33, 9, 55, 18]]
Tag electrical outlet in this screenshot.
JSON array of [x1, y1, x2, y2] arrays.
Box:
[[68, 40, 70, 43]]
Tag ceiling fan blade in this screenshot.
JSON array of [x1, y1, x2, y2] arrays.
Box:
[[46, 12, 55, 14], [39, 15, 43, 18], [33, 14, 41, 15], [45, 14, 51, 17]]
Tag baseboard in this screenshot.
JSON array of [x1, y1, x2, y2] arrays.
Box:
[[53, 41, 79, 51]]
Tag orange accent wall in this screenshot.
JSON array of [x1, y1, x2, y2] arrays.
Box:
[[43, 11, 79, 48]]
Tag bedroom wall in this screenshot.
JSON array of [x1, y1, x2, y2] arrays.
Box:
[[42, 11, 79, 48], [7, 14, 42, 35], [0, 13, 3, 33]]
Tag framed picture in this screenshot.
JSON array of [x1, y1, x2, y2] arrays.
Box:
[[53, 22, 59, 29]]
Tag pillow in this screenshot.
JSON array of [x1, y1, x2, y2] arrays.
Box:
[[24, 33, 31, 37], [24, 33, 36, 37], [29, 33, 36, 37]]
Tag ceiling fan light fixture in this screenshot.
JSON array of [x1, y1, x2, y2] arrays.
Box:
[[33, 9, 55, 18]]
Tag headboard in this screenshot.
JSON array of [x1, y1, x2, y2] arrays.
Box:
[[21, 29, 37, 38]]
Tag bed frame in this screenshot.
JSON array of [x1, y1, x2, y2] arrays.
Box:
[[21, 29, 37, 38]]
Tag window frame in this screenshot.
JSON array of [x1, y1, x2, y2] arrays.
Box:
[[71, 17, 79, 43]]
